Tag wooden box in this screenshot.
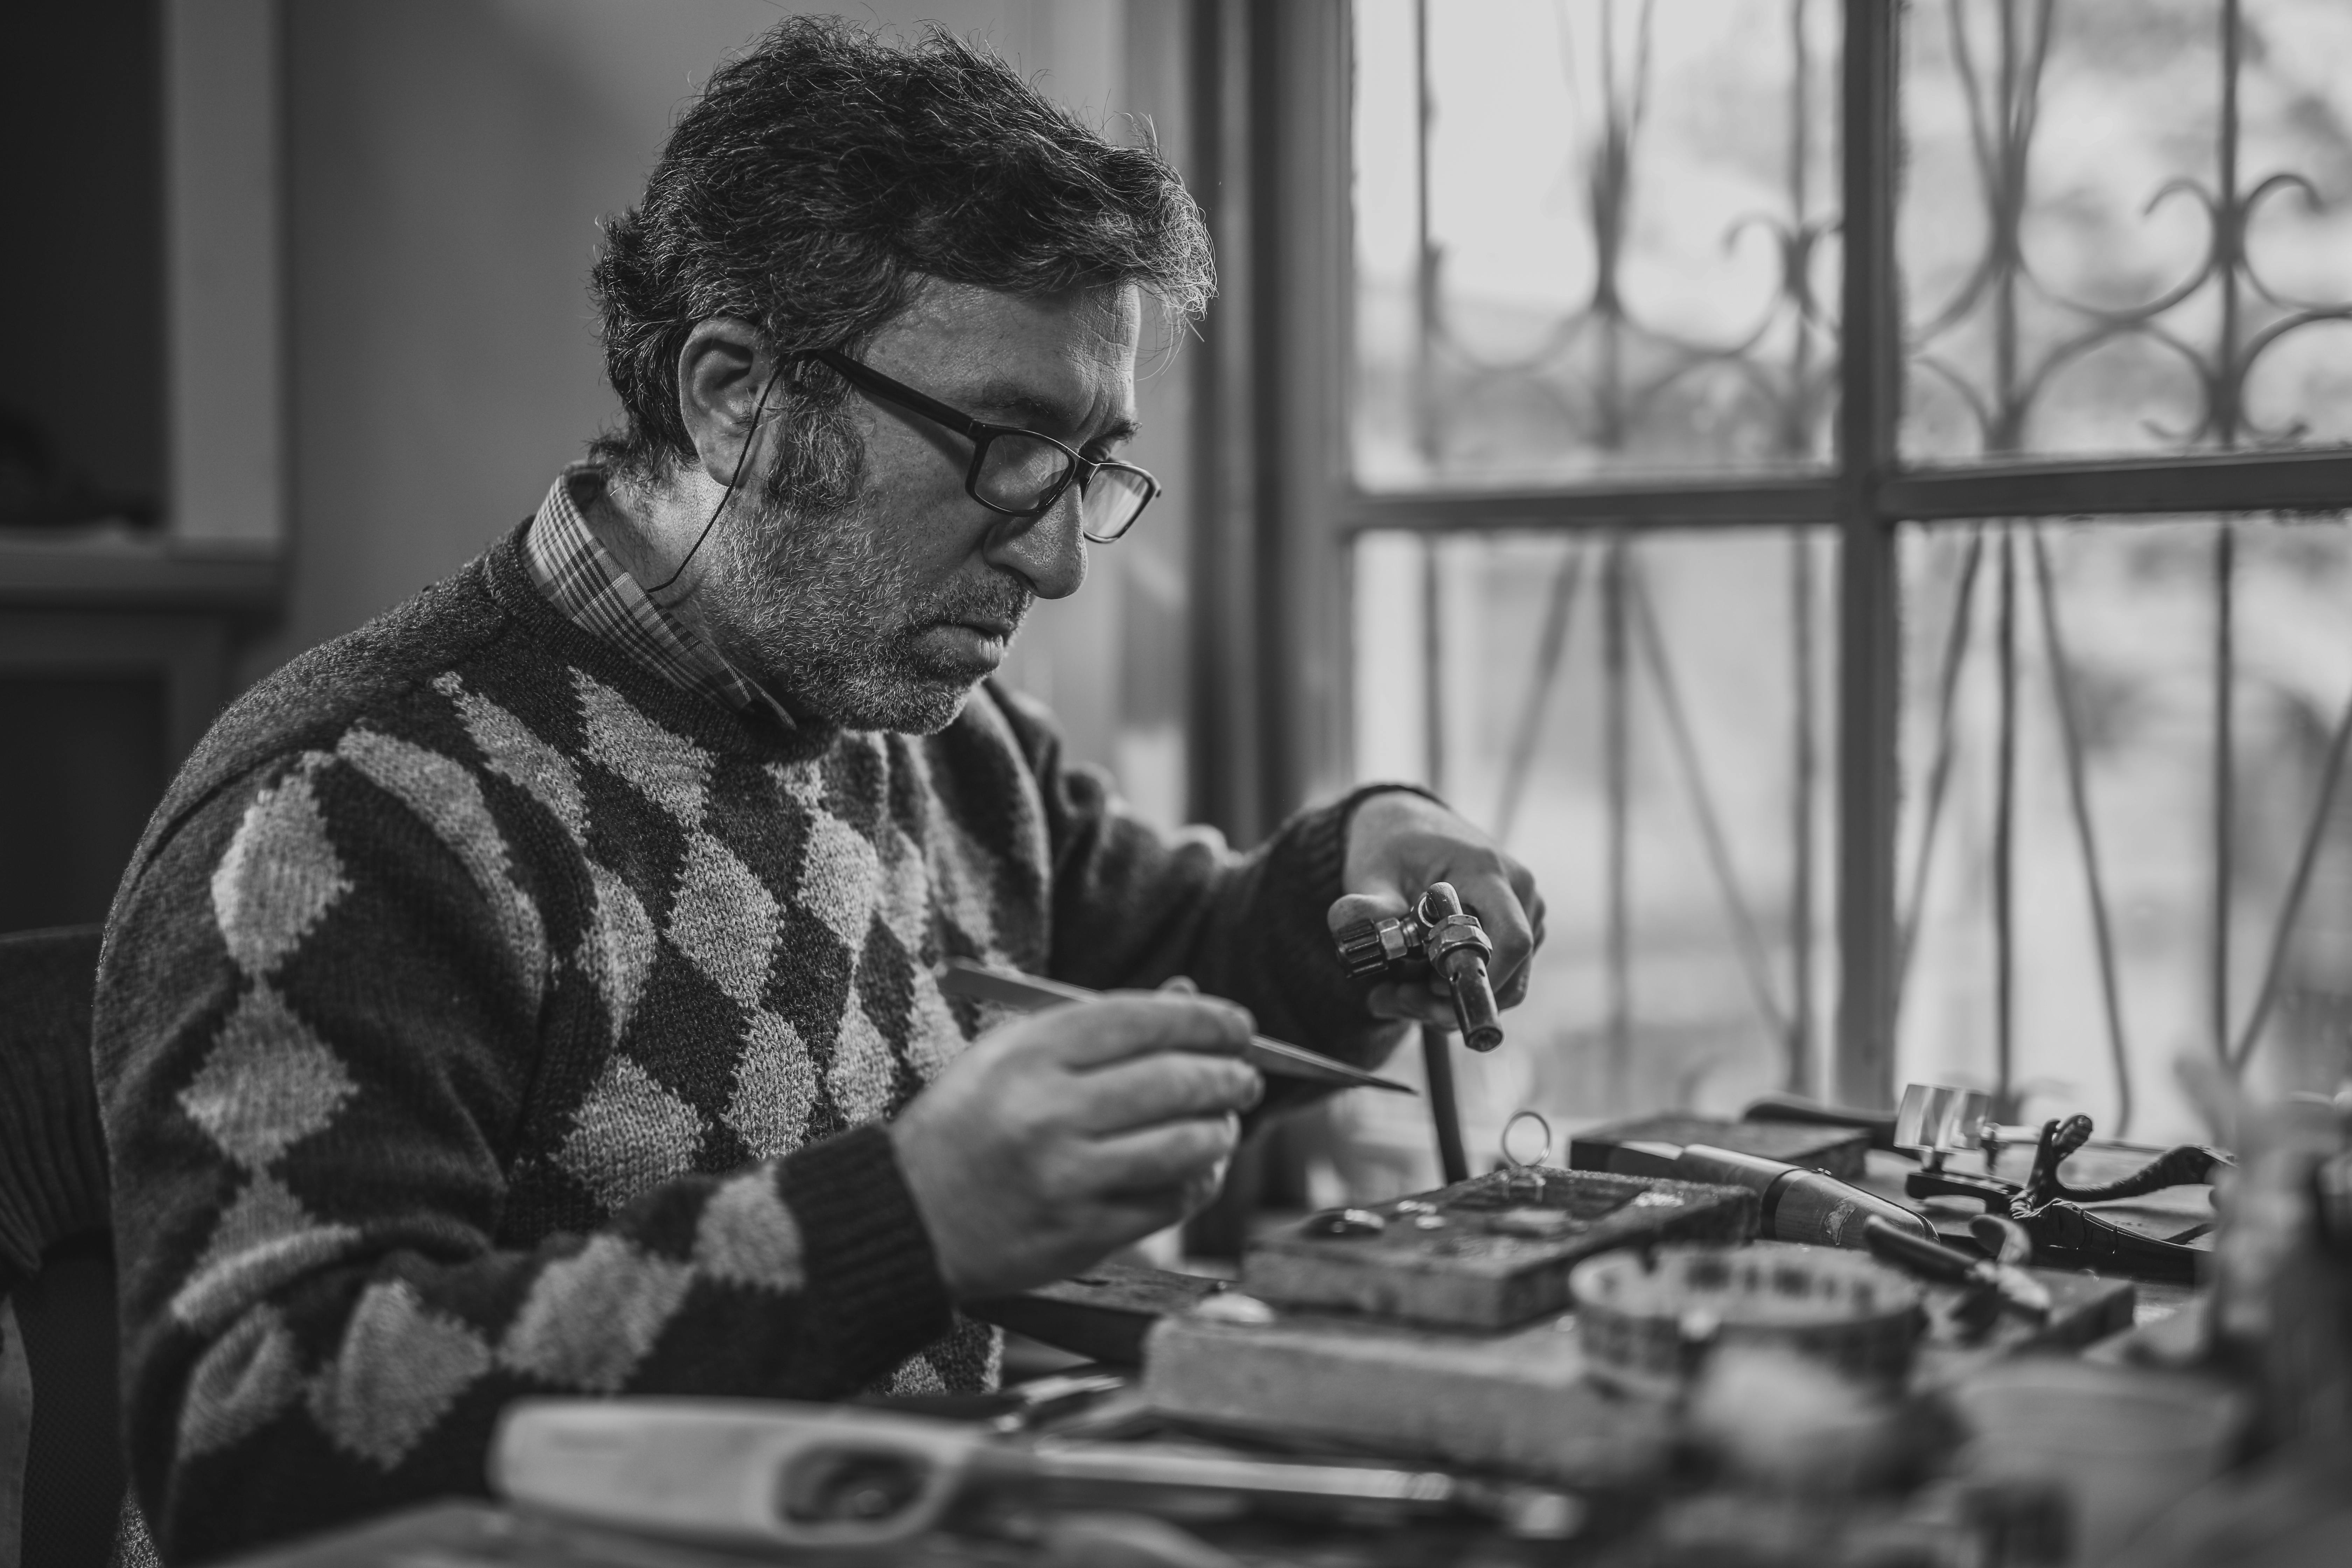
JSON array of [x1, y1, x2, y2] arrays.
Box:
[[1240, 1166, 1758, 1331]]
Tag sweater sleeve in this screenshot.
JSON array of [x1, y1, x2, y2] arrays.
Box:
[[95, 745, 951, 1565], [986, 687, 1419, 1110]]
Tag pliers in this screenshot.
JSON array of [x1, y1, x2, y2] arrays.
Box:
[[1902, 1114, 2230, 1282]]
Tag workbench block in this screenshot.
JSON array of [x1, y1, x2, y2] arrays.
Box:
[[1143, 1307, 1674, 1487], [1242, 1167, 1758, 1331], [967, 1262, 1225, 1366], [1147, 1252, 2134, 1488]]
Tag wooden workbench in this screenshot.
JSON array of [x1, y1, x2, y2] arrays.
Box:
[[201, 1136, 2228, 1568]]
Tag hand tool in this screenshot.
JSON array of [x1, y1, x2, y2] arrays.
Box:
[[491, 1398, 1582, 1551], [1746, 1083, 2137, 1164], [1602, 1139, 1938, 1250], [1750, 1082, 2201, 1169], [1901, 1114, 2230, 1282], [1332, 881, 1504, 1050], [936, 958, 1413, 1094], [1743, 1084, 2233, 1282], [1861, 1214, 2052, 1322], [1572, 1110, 1870, 1180]]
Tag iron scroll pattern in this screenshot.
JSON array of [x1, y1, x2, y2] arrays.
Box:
[[1909, 0, 2352, 459], [1393, 0, 1838, 481], [1378, 0, 2352, 1127], [1898, 0, 2352, 1134]]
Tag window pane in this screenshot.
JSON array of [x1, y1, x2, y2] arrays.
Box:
[[1896, 516, 2352, 1148], [1336, 527, 1835, 1199], [1350, 0, 1840, 492], [1901, 0, 2352, 461]]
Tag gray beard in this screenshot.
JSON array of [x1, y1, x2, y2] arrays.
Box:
[[694, 478, 1034, 735]]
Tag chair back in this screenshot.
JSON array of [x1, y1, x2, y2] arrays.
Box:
[[0, 925, 122, 1568]]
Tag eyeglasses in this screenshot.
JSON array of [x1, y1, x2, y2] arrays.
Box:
[[809, 348, 1159, 542]]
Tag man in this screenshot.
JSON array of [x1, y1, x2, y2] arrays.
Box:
[[97, 19, 1540, 1562]]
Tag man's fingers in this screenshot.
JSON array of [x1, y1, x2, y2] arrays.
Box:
[[1029, 993, 1254, 1068], [1069, 1049, 1264, 1133], [1455, 863, 1536, 1002], [1083, 1113, 1242, 1194]]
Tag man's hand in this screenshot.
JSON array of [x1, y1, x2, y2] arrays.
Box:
[[889, 990, 1262, 1301], [1331, 791, 1545, 1029]]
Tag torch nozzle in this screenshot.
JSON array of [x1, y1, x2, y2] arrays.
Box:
[[1332, 881, 1504, 1051]]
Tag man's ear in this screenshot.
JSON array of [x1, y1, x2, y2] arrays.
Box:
[[675, 319, 776, 488]]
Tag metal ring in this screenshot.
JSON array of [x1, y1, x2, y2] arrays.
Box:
[[1500, 1108, 1554, 1171]]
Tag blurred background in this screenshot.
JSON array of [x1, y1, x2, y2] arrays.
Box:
[[8, 0, 2352, 1222]]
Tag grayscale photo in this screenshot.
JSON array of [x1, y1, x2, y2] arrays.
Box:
[[1, 5, 2348, 1566]]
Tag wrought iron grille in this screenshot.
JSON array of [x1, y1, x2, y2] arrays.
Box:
[[1335, 0, 2352, 1168]]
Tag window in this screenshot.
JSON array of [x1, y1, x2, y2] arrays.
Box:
[[1311, 0, 2352, 1176]]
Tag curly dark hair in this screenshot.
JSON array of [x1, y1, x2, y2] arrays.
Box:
[[588, 16, 1213, 484]]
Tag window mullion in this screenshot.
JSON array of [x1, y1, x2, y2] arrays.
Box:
[[1833, 0, 1905, 1112]]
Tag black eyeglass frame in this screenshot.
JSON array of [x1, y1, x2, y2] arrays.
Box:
[[808, 348, 1160, 542]]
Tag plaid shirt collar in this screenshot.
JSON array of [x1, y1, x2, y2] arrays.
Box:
[[523, 465, 797, 730]]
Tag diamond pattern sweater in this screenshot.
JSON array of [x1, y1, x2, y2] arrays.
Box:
[[94, 525, 1393, 1564]]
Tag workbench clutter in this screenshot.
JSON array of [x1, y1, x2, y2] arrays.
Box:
[[398, 1089, 2307, 1568], [1133, 1123, 2149, 1564], [217, 1053, 2346, 1568]]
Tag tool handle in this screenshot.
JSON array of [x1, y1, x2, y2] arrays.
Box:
[[2051, 1144, 2231, 1204], [1741, 1094, 1900, 1152], [934, 960, 1413, 1094], [2021, 1201, 2207, 1284], [1862, 1214, 1979, 1285], [1903, 1166, 2015, 1210], [1678, 1145, 1937, 1248], [492, 1399, 978, 1550]]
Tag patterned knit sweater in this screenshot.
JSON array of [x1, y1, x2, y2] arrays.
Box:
[[94, 525, 1392, 1563]]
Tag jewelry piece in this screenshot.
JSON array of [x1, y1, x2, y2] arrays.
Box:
[[1500, 1108, 1554, 1200], [1304, 1207, 1388, 1238]]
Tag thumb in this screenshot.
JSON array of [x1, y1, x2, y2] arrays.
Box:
[[1328, 890, 1411, 937]]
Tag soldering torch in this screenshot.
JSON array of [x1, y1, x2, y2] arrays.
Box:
[[1334, 881, 1504, 1051]]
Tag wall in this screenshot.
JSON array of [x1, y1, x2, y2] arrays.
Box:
[[264, 0, 1194, 817], [0, 0, 164, 524]]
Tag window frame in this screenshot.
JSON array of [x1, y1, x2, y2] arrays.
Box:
[[1236, 0, 2352, 1110]]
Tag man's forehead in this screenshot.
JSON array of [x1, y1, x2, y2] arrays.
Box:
[[869, 280, 1140, 427]]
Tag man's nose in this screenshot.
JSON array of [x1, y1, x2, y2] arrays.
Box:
[[982, 485, 1088, 600]]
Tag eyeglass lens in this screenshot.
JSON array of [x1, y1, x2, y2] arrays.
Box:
[[975, 433, 1150, 540], [1079, 465, 1152, 541], [973, 433, 1069, 513]]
